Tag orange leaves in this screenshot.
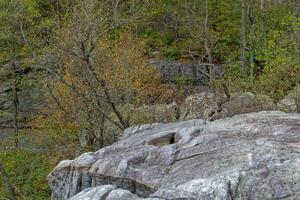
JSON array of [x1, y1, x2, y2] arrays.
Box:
[[101, 31, 173, 105]]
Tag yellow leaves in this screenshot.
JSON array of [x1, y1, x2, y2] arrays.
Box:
[[98, 31, 174, 105], [36, 27, 174, 147]]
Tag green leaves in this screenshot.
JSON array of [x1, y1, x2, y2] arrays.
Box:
[[0, 151, 52, 200]]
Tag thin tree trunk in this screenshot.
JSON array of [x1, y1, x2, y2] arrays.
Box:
[[204, 0, 213, 85], [259, 0, 268, 53], [129, 0, 136, 16], [112, 0, 120, 27], [99, 114, 105, 147], [20, 22, 127, 131], [240, 0, 247, 75], [204, 0, 212, 64], [260, 0, 265, 10], [249, 0, 255, 85], [12, 64, 19, 148], [85, 62, 129, 129], [294, 0, 299, 20], [295, 82, 300, 112], [184, 0, 193, 38], [12, 22, 19, 148], [0, 161, 17, 200]]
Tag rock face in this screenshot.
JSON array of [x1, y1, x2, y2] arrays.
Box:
[[48, 111, 300, 200], [150, 60, 223, 85], [180, 92, 277, 121], [0, 64, 44, 128]]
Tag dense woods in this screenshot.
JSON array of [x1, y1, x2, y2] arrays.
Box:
[[0, 0, 300, 199]]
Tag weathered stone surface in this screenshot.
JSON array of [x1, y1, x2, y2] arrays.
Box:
[[0, 67, 45, 129], [149, 60, 223, 85], [278, 97, 297, 112], [48, 111, 300, 200], [218, 92, 265, 118], [101, 92, 278, 148], [278, 86, 300, 113], [70, 186, 164, 200], [179, 92, 218, 120], [69, 185, 117, 200], [256, 94, 277, 111], [180, 92, 277, 121]]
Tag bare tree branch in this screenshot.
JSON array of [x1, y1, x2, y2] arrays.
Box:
[[0, 161, 16, 200]]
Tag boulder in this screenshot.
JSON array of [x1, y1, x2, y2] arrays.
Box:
[[179, 92, 219, 120], [180, 92, 277, 121], [256, 94, 277, 111], [48, 111, 300, 200], [278, 86, 300, 113], [278, 97, 297, 112], [219, 92, 263, 118], [129, 103, 179, 124]]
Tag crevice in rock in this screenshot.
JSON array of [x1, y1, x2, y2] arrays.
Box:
[[147, 132, 181, 147], [100, 189, 114, 200], [91, 174, 156, 198], [76, 173, 83, 195], [227, 180, 234, 200]]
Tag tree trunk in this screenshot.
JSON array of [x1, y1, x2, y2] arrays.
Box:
[[112, 0, 120, 27], [204, 0, 213, 84], [260, 0, 265, 10], [184, 0, 193, 38], [130, 0, 135, 13], [99, 117, 105, 147], [240, 0, 247, 75], [294, 0, 299, 19], [249, 0, 255, 85], [204, 0, 212, 64], [12, 62, 19, 148], [0, 161, 17, 200]]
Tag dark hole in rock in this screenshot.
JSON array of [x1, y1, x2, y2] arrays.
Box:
[[147, 132, 181, 147]]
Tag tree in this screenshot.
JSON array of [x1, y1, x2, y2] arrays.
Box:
[[33, 0, 173, 149], [0, 161, 16, 200], [249, 0, 255, 85], [0, 0, 55, 148], [240, 0, 247, 75]]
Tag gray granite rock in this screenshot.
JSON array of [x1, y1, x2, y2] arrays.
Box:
[[180, 92, 277, 121], [278, 86, 300, 113], [48, 111, 300, 200], [149, 60, 223, 85], [278, 97, 298, 112], [69, 185, 117, 200]]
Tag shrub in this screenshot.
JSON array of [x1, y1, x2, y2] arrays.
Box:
[[0, 151, 53, 200]]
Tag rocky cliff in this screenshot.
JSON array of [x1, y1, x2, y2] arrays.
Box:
[[149, 60, 223, 84], [0, 64, 43, 128], [48, 111, 300, 200]]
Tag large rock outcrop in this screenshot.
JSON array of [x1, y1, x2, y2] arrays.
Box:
[[48, 111, 300, 200], [150, 60, 223, 85]]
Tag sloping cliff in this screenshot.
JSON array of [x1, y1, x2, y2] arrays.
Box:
[[48, 111, 300, 200]]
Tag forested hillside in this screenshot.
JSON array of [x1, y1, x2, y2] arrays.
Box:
[[0, 0, 300, 199]]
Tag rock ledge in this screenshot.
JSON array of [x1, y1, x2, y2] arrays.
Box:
[[48, 111, 300, 200]]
